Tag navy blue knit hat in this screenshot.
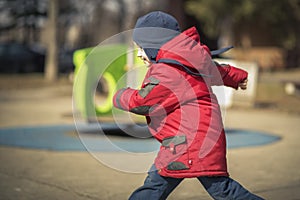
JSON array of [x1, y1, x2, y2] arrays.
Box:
[[133, 11, 181, 62]]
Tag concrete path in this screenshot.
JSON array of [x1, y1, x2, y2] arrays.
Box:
[[0, 78, 299, 200]]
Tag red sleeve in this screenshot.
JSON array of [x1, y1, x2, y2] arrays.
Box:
[[113, 73, 180, 116], [113, 88, 136, 111], [211, 63, 248, 89]]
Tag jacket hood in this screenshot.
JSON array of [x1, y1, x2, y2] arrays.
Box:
[[156, 27, 213, 75]]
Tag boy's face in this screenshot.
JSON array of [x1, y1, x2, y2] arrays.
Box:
[[137, 46, 151, 65]]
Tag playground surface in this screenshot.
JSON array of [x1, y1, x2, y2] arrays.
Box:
[[0, 74, 299, 200]]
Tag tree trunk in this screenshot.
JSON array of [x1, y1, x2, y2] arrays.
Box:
[[165, 0, 186, 29], [218, 16, 234, 48], [45, 0, 58, 81]]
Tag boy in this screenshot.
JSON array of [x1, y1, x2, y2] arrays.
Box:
[[113, 11, 263, 200]]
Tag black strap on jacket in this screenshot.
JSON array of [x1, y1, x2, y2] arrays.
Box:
[[211, 45, 234, 56], [156, 45, 234, 77], [156, 58, 212, 77]]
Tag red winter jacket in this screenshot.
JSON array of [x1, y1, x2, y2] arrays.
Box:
[[113, 27, 247, 178]]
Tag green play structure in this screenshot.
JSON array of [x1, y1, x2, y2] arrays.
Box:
[[72, 44, 146, 121]]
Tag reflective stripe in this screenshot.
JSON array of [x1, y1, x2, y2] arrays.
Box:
[[162, 135, 187, 147], [138, 76, 160, 98], [167, 161, 189, 170], [148, 76, 160, 84], [115, 88, 127, 110], [130, 105, 152, 115], [138, 84, 157, 98]]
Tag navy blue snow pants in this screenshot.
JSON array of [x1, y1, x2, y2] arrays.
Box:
[[129, 165, 264, 200]]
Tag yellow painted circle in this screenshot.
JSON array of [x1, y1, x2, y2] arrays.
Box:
[[95, 72, 116, 114]]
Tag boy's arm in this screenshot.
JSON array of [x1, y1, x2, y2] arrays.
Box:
[[201, 44, 248, 90], [113, 75, 180, 116], [212, 61, 248, 90]]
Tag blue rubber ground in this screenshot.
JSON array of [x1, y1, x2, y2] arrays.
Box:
[[0, 124, 280, 152]]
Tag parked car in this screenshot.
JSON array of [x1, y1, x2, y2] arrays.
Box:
[[58, 49, 76, 74], [0, 42, 75, 74], [0, 42, 45, 73]]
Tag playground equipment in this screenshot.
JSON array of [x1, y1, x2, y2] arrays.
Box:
[[72, 44, 146, 122]]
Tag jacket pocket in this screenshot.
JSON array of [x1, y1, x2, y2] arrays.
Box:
[[161, 135, 190, 171]]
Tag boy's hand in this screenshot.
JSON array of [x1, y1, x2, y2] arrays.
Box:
[[238, 79, 248, 90]]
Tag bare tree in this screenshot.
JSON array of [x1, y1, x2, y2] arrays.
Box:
[[44, 0, 58, 81]]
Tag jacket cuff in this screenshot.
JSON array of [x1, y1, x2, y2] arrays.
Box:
[[223, 66, 248, 89], [113, 88, 135, 111]]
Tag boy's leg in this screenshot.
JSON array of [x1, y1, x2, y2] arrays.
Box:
[[198, 176, 264, 200], [129, 165, 183, 200]]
